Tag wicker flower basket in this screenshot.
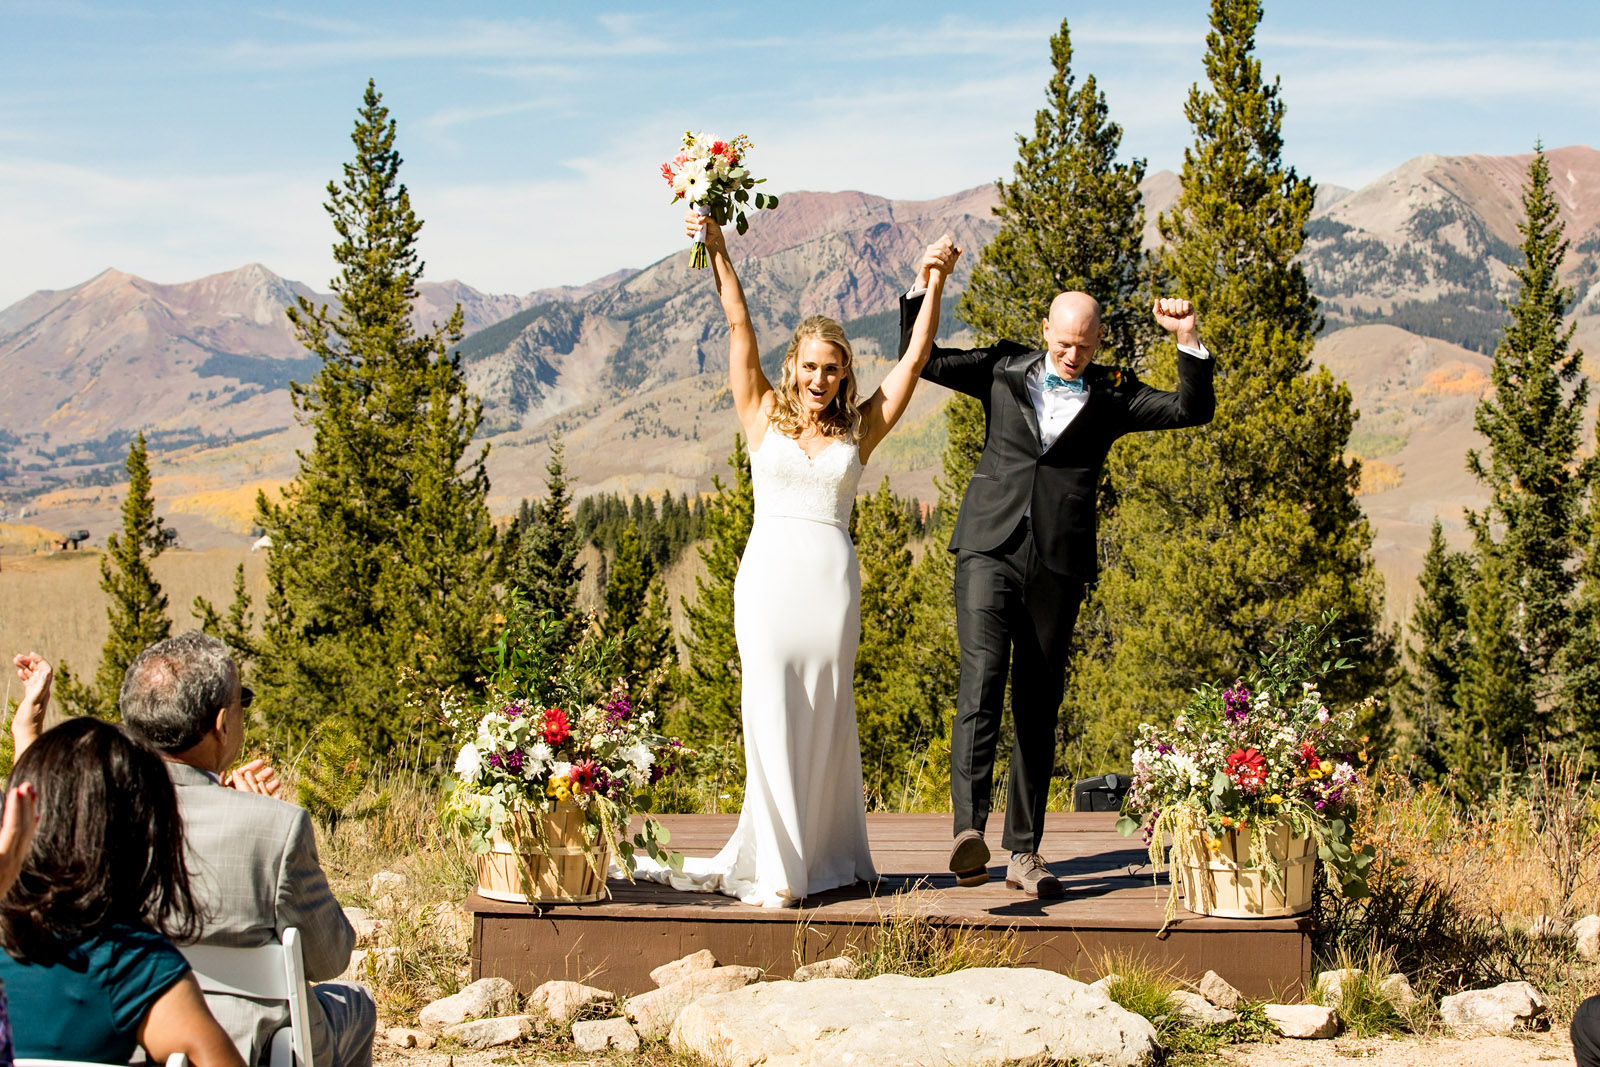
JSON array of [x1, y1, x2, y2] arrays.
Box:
[[1177, 820, 1315, 918], [474, 802, 609, 904]]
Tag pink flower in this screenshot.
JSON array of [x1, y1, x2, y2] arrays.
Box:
[[570, 760, 600, 794], [660, 162, 675, 185]]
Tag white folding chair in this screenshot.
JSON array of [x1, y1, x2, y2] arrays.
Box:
[[180, 927, 314, 1067], [18, 1058, 186, 1067]]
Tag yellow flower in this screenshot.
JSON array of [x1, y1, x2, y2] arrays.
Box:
[[546, 775, 571, 798], [1205, 836, 1221, 851], [1306, 769, 1323, 780], [1319, 760, 1334, 776], [1267, 794, 1283, 804]]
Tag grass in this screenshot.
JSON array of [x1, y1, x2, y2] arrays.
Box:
[[839, 888, 1024, 980], [1090, 949, 1277, 1060], [1307, 943, 1419, 1037]]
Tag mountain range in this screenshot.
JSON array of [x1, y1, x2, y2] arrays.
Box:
[[3, 144, 1597, 616]]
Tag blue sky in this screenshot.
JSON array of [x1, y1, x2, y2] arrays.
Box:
[[2, 1, 1597, 307]]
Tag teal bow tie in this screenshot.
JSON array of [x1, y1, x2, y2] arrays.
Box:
[[1043, 371, 1086, 394]]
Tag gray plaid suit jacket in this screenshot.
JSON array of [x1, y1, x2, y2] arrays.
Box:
[[168, 762, 355, 1066]]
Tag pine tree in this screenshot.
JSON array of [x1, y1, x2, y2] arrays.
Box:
[[1069, 0, 1389, 766], [958, 16, 1149, 362], [254, 81, 500, 755], [57, 432, 171, 720], [1396, 520, 1474, 776], [508, 436, 585, 664], [601, 524, 676, 706], [1461, 147, 1589, 755], [679, 436, 753, 743], [1451, 547, 1535, 795], [193, 563, 258, 675]]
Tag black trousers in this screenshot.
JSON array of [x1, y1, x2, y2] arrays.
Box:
[[952, 516, 1085, 853], [1575, 995, 1600, 1067]]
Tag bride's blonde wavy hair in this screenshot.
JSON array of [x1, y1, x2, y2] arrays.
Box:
[[769, 315, 864, 442]]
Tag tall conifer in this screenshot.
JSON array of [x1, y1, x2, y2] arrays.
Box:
[[57, 432, 171, 719], [509, 436, 586, 664], [1070, 0, 1388, 764], [254, 81, 499, 754], [1396, 520, 1473, 777], [679, 437, 753, 743], [601, 524, 676, 706]]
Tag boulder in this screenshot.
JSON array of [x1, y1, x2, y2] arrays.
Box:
[[1315, 968, 1363, 1007], [419, 976, 518, 1029], [384, 1028, 437, 1049], [651, 948, 719, 988], [1378, 973, 1419, 1011], [1168, 990, 1237, 1028], [1439, 982, 1546, 1034], [370, 870, 408, 897], [430, 901, 473, 951], [627, 965, 762, 1039], [443, 1015, 540, 1049], [1265, 1003, 1341, 1039], [343, 906, 380, 946], [1088, 973, 1120, 995], [572, 1017, 641, 1053], [794, 956, 858, 982], [529, 979, 614, 1026], [1528, 914, 1569, 939], [1575, 915, 1600, 960], [1197, 970, 1242, 1010], [669, 968, 1160, 1067]]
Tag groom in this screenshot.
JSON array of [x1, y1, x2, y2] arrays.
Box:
[[901, 240, 1215, 897]]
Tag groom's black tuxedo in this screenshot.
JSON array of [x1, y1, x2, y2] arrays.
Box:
[[899, 291, 1215, 856]]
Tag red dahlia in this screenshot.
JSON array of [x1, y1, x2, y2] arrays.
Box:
[[540, 707, 571, 747], [1224, 747, 1268, 792]]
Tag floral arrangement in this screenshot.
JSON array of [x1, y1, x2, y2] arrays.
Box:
[[1117, 619, 1376, 918], [444, 616, 691, 879], [660, 130, 778, 268]]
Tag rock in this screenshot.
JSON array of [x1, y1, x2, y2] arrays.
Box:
[[1169, 989, 1238, 1027], [370, 869, 408, 897], [431, 901, 473, 950], [1315, 968, 1364, 1007], [419, 976, 518, 1029], [669, 967, 1160, 1067], [529, 979, 614, 1025], [442, 1015, 540, 1049], [794, 956, 858, 982], [1378, 973, 1419, 1011], [1575, 915, 1600, 960], [627, 965, 763, 1040], [1197, 970, 1243, 1010], [1439, 981, 1547, 1034], [384, 1027, 437, 1049], [572, 1017, 641, 1053], [1265, 1003, 1341, 1039], [651, 948, 719, 987], [344, 906, 379, 946], [1088, 972, 1120, 994]]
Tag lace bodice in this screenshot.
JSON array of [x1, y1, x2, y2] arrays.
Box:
[[750, 430, 862, 528]]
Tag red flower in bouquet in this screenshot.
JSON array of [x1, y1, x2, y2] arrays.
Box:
[[569, 759, 600, 794], [540, 707, 571, 747], [1298, 741, 1318, 766], [1224, 747, 1268, 792]]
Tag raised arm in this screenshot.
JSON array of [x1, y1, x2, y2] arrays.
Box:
[[690, 211, 772, 444], [10, 652, 51, 759], [860, 239, 960, 463]]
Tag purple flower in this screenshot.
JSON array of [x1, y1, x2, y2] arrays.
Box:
[[1155, 743, 1174, 755], [1223, 684, 1251, 722], [604, 695, 633, 725], [501, 702, 524, 719], [504, 748, 524, 773], [487, 750, 504, 769]]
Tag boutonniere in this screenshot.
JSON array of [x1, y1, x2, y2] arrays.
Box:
[[1107, 369, 1124, 388]]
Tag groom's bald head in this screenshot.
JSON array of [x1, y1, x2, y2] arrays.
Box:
[[1041, 291, 1103, 380]]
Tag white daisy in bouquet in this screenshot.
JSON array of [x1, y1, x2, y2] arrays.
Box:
[[660, 130, 778, 267]]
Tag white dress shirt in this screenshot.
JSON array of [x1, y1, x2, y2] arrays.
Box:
[[1028, 343, 1211, 453]]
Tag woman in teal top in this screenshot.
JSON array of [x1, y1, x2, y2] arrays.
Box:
[[0, 714, 243, 1065]]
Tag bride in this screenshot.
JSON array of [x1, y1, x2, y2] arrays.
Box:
[[633, 210, 958, 907]]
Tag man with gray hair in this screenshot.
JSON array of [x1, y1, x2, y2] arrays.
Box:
[[121, 631, 375, 1067]]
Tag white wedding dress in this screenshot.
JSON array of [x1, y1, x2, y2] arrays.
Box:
[[631, 428, 878, 907]]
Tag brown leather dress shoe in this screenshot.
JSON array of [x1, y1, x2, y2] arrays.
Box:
[[948, 829, 991, 887], [1005, 852, 1064, 898]]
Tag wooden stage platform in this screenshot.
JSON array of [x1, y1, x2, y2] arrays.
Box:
[[467, 812, 1311, 1000]]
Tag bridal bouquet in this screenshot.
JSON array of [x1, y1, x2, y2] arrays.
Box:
[[1116, 619, 1376, 901], [443, 617, 692, 876], [660, 130, 778, 267]]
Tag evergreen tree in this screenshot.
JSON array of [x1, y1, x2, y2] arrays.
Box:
[[679, 436, 753, 743], [1451, 547, 1536, 795], [193, 564, 259, 675], [958, 17, 1149, 362], [1462, 148, 1589, 753], [1396, 520, 1473, 777], [1069, 0, 1388, 765], [509, 436, 586, 664], [254, 81, 500, 755], [601, 524, 676, 706], [57, 432, 171, 720]]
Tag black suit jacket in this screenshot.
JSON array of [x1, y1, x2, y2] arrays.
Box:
[[900, 292, 1216, 580]]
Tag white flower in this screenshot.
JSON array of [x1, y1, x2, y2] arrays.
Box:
[[621, 742, 654, 775], [1316, 706, 1331, 723], [680, 160, 710, 201], [551, 761, 573, 781], [521, 741, 552, 779], [453, 742, 481, 778]]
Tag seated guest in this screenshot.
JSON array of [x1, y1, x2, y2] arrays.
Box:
[[0, 717, 244, 1065], [120, 632, 374, 1067]]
